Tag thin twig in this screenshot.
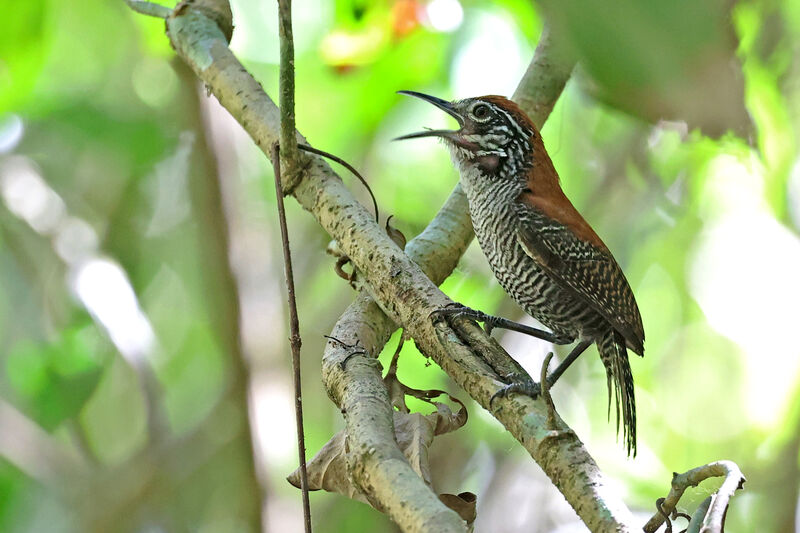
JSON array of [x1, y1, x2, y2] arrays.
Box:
[[271, 144, 312, 532], [124, 0, 171, 18], [644, 461, 745, 533], [276, 0, 311, 528], [298, 144, 379, 223], [388, 334, 404, 374]]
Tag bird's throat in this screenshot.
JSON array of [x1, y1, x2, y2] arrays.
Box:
[[477, 153, 501, 173]]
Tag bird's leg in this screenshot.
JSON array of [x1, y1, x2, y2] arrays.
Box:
[[490, 340, 592, 406], [430, 304, 570, 344], [542, 339, 592, 388]]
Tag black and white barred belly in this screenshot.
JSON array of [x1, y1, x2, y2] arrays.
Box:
[[463, 179, 608, 343]]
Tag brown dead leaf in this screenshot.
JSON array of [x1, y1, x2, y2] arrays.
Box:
[[384, 337, 409, 413], [439, 492, 477, 527], [395, 411, 437, 486], [382, 335, 468, 429], [386, 215, 407, 250], [429, 401, 468, 436], [288, 405, 468, 502], [286, 430, 368, 502]]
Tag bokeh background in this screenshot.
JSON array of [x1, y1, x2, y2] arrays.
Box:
[[2, 0, 800, 531]]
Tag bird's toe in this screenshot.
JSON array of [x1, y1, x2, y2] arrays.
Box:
[[490, 373, 541, 406]]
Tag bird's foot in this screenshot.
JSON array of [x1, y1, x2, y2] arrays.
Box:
[[431, 304, 571, 344], [430, 303, 500, 334], [490, 372, 541, 407]]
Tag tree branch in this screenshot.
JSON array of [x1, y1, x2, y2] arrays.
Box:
[[157, 7, 632, 531], [322, 295, 466, 532], [644, 460, 746, 533]]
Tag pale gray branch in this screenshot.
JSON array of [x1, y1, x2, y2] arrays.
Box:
[[644, 460, 746, 533], [0, 399, 87, 485], [323, 295, 466, 532]]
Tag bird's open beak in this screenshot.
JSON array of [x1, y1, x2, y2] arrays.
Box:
[[393, 90, 463, 141]]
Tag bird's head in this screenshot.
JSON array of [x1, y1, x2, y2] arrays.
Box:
[[395, 91, 536, 177]]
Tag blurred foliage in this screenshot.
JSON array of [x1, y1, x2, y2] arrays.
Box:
[[1, 0, 799, 532]]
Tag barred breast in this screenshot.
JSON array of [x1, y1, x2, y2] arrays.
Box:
[[460, 175, 606, 343]]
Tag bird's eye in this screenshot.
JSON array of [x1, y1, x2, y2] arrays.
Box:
[[472, 104, 490, 120]]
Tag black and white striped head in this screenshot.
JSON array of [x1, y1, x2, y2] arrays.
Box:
[[395, 91, 535, 179]]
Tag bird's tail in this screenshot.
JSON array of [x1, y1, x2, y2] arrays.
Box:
[[598, 330, 637, 456]]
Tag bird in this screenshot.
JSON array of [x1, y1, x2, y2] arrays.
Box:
[[395, 90, 645, 456]]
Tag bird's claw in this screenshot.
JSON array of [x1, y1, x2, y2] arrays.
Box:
[[490, 372, 541, 407], [429, 303, 467, 321], [429, 304, 496, 334]]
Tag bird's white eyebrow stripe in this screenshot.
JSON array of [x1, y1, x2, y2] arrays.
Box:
[[494, 106, 531, 138]]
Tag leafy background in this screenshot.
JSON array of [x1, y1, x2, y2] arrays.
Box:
[[1, 0, 799, 531]]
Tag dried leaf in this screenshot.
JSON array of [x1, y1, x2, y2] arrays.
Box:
[[395, 411, 436, 486], [326, 240, 356, 283], [288, 406, 468, 502], [382, 335, 468, 428], [386, 215, 407, 250], [429, 401, 468, 436], [385, 374, 409, 413], [292, 338, 469, 503], [286, 430, 369, 503], [439, 492, 477, 527]]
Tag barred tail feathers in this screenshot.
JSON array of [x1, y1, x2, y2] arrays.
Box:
[[599, 330, 637, 456]]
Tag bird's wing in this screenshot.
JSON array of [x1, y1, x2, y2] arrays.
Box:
[[514, 195, 645, 355]]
